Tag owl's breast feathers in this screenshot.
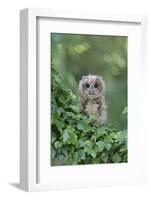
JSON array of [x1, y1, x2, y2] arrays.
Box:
[[84, 94, 102, 115]]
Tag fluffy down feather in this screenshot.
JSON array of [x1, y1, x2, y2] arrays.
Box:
[[78, 75, 107, 125]]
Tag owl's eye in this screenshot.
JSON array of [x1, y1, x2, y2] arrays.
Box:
[[94, 83, 97, 88], [86, 83, 90, 88]]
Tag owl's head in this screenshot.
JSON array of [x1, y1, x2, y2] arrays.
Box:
[[79, 75, 105, 96]]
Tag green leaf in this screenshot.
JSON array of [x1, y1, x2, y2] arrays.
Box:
[[85, 140, 93, 148], [88, 115, 96, 123], [62, 131, 70, 143], [61, 147, 68, 156], [96, 127, 107, 136], [84, 140, 93, 154], [101, 153, 108, 163], [69, 132, 77, 145], [77, 123, 83, 130], [119, 146, 127, 153], [90, 149, 97, 158], [112, 153, 122, 163], [123, 154, 128, 162], [52, 112, 59, 123], [59, 95, 66, 104], [105, 143, 112, 151], [66, 125, 75, 133], [66, 112, 75, 118], [77, 121, 90, 132], [117, 130, 127, 143], [104, 135, 113, 143], [57, 107, 64, 116], [69, 105, 79, 113], [79, 139, 85, 147], [54, 141, 61, 149], [78, 149, 86, 160], [55, 120, 65, 130], [55, 75, 62, 84], [73, 152, 79, 164], [51, 147, 56, 159], [51, 131, 57, 143], [96, 141, 105, 152], [58, 154, 64, 161]]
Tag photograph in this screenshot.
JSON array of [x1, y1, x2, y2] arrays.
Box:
[[51, 33, 128, 166]]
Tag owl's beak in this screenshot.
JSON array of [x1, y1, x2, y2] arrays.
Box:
[[89, 89, 95, 95]]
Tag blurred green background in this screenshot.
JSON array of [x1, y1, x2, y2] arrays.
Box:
[[51, 33, 127, 130]]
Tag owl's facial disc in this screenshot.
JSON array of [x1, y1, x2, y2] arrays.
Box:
[[81, 75, 104, 96], [85, 80, 99, 95]]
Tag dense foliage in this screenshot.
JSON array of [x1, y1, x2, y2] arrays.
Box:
[[51, 67, 127, 166]]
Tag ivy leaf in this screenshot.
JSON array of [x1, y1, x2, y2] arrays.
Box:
[[87, 115, 96, 123], [78, 149, 86, 160], [59, 95, 66, 104], [85, 140, 93, 148], [112, 153, 122, 163], [105, 143, 112, 151], [79, 139, 85, 147], [62, 131, 70, 143], [58, 154, 64, 161], [73, 152, 79, 164], [57, 107, 64, 116], [119, 146, 127, 153], [69, 105, 79, 113], [55, 120, 65, 130], [117, 130, 127, 143], [52, 112, 59, 123], [96, 141, 105, 152], [77, 121, 90, 132], [51, 147, 56, 159], [123, 154, 128, 162], [110, 132, 118, 140], [90, 149, 97, 158], [96, 127, 107, 136], [69, 132, 77, 145], [51, 131, 57, 143], [61, 147, 68, 156], [77, 123, 83, 130], [101, 153, 108, 163], [84, 140, 93, 154], [54, 141, 61, 149], [104, 135, 113, 143]]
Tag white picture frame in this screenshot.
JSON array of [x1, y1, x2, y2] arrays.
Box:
[[20, 8, 147, 192]]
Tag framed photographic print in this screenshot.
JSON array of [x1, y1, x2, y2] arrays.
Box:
[[20, 8, 147, 191]]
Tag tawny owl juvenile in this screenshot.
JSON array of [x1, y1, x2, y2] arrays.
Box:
[[78, 75, 107, 125]]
